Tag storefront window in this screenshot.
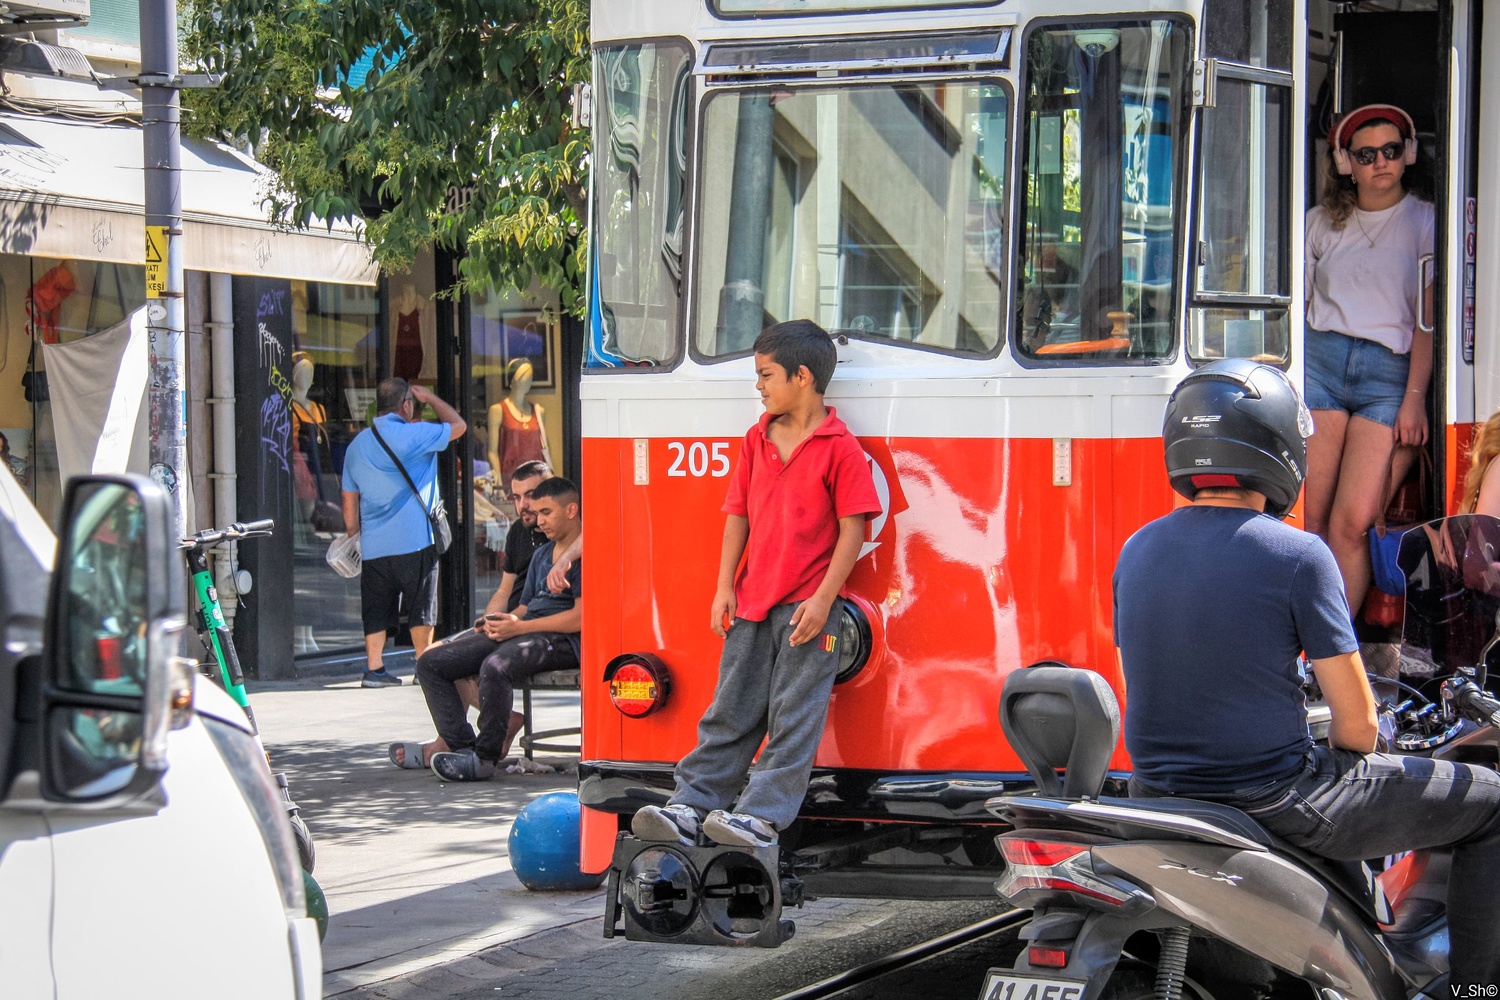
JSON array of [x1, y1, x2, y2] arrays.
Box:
[[468, 285, 562, 616], [0, 256, 147, 525], [289, 280, 380, 654]]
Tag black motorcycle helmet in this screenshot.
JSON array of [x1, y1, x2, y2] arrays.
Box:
[[1163, 359, 1314, 518]]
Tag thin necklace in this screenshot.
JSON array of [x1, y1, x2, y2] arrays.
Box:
[[1353, 198, 1402, 248]]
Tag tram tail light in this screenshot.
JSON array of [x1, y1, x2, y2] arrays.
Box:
[[832, 596, 874, 684], [605, 652, 672, 718]]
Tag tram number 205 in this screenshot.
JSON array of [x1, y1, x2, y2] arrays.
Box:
[[666, 441, 731, 478]]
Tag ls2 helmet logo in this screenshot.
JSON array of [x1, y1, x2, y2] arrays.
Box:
[[1181, 414, 1222, 428]]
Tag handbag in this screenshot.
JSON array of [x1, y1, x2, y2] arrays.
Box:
[[371, 421, 452, 555], [1368, 527, 1410, 597], [311, 500, 346, 534], [294, 400, 347, 534], [292, 447, 318, 501], [1367, 449, 1433, 599], [21, 340, 46, 402]]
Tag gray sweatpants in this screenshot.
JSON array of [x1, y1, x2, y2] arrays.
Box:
[[670, 603, 840, 830]]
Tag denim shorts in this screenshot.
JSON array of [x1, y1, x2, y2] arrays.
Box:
[[1303, 328, 1411, 427]]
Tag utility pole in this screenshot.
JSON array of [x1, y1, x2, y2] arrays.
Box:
[[139, 0, 187, 537]]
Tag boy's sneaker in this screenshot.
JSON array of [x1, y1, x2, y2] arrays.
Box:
[[631, 803, 701, 846], [430, 748, 497, 782], [702, 810, 777, 848], [361, 668, 402, 688]]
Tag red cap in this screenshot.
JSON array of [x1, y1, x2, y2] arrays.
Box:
[[1331, 104, 1413, 150]]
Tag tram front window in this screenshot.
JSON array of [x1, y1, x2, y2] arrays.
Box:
[[694, 82, 1010, 358], [590, 41, 692, 368], [1016, 21, 1190, 363]]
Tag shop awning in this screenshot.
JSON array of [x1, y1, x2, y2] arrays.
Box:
[[0, 114, 379, 286]]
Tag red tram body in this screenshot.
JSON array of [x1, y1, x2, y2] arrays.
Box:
[[577, 0, 1494, 910]]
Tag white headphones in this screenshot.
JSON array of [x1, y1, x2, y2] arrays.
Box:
[[1330, 104, 1418, 176]]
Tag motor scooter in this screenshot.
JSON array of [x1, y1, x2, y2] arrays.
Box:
[[979, 513, 1500, 1000]]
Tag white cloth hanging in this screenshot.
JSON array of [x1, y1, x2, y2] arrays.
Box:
[[41, 306, 150, 483]]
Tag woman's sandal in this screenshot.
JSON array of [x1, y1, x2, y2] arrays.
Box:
[[387, 741, 431, 769]]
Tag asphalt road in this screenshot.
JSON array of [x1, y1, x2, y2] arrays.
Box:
[[245, 671, 1020, 1000], [338, 897, 1014, 1000]]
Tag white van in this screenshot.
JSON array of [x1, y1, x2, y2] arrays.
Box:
[[0, 470, 320, 999]]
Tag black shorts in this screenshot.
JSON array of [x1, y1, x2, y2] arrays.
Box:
[[360, 546, 439, 635]]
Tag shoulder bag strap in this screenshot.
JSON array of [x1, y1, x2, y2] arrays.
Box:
[[370, 421, 436, 520]]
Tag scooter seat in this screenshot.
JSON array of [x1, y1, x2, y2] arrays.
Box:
[[1103, 795, 1274, 847], [1107, 795, 1389, 924]]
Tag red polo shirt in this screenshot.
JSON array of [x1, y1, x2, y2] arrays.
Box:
[[722, 407, 882, 621]]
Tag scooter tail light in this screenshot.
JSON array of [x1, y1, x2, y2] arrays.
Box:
[[998, 838, 1090, 867], [995, 835, 1141, 908], [1028, 945, 1070, 968]]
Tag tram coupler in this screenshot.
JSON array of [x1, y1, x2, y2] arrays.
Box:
[[602, 834, 796, 948]]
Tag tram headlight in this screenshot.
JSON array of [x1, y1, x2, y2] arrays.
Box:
[[605, 652, 672, 717], [833, 597, 873, 684]]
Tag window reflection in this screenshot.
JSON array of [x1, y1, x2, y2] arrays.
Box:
[[589, 42, 691, 368], [1189, 73, 1291, 365], [696, 82, 1010, 357], [1016, 21, 1189, 363], [51, 706, 141, 798], [62, 481, 147, 697]]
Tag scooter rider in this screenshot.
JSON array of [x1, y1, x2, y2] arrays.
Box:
[[1114, 359, 1500, 990]]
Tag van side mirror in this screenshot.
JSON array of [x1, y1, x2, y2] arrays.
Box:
[[40, 475, 187, 806]]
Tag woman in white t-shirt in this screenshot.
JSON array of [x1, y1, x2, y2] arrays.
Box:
[[1304, 104, 1435, 614]]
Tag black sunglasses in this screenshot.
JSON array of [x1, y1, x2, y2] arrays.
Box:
[[1350, 141, 1404, 167]]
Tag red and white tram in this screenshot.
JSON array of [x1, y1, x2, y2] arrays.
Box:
[[578, 0, 1496, 940]]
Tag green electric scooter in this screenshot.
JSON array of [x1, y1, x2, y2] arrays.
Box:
[[181, 519, 317, 874]]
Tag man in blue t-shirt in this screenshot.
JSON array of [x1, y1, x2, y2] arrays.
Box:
[[341, 377, 466, 687], [1115, 360, 1500, 988], [414, 477, 583, 781]]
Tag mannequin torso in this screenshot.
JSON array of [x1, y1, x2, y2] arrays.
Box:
[[487, 360, 550, 478]]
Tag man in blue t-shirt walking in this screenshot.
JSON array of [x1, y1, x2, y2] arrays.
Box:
[[1114, 359, 1500, 988], [341, 377, 465, 687]]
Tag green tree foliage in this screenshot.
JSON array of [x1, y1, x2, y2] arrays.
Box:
[[183, 0, 590, 307]]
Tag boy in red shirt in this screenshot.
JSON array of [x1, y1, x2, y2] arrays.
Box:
[[632, 320, 881, 848]]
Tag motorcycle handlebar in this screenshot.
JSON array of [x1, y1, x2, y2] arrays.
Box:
[[181, 519, 276, 550], [1452, 679, 1500, 731]]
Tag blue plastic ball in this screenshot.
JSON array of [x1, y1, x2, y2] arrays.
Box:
[[509, 791, 608, 891]]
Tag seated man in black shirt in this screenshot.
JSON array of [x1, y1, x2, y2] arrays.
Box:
[[388, 477, 582, 777], [492, 461, 556, 613]]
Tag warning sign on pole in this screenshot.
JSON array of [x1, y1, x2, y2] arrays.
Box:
[[145, 225, 167, 298]]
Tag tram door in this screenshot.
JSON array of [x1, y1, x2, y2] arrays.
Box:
[[1304, 0, 1478, 516]]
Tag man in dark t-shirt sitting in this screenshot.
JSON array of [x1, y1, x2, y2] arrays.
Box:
[[418, 477, 584, 782], [491, 460, 558, 614], [1114, 360, 1500, 988]]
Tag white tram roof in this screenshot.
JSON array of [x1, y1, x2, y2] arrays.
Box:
[[594, 0, 1020, 45], [595, 0, 1202, 47]]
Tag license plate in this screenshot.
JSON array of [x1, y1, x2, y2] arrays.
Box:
[[979, 970, 1088, 1000]]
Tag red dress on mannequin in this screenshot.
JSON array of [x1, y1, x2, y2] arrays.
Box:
[[394, 308, 423, 380], [495, 398, 545, 480]]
